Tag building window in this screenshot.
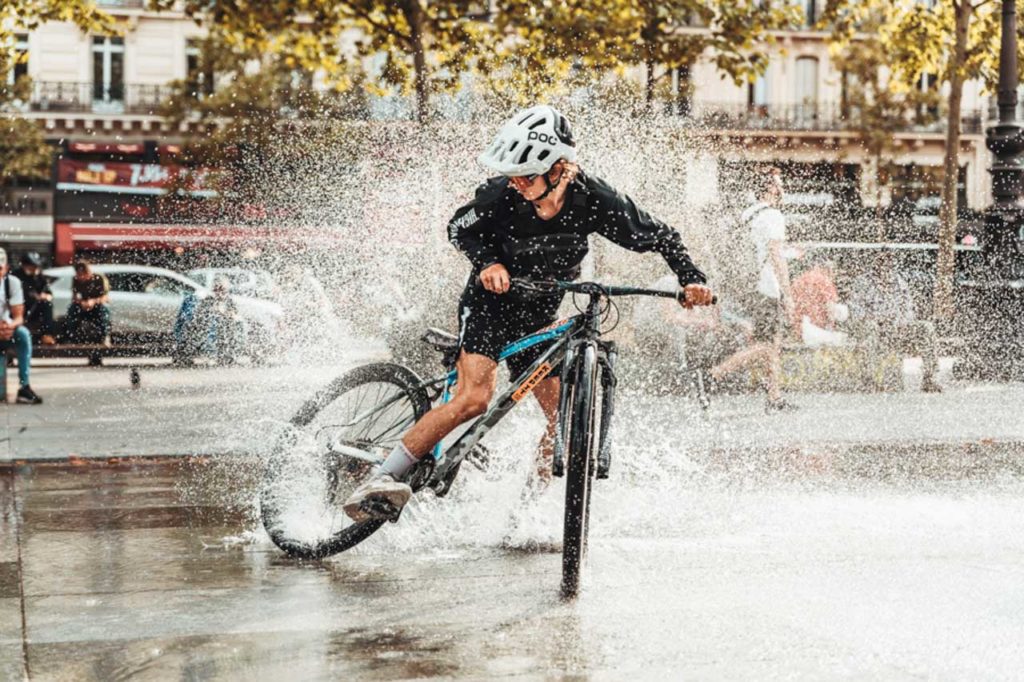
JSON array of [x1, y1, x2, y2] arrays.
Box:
[[804, 0, 818, 26], [668, 65, 692, 116], [7, 33, 28, 86], [185, 38, 214, 97], [794, 56, 819, 125], [748, 73, 769, 106], [92, 36, 125, 109], [916, 72, 940, 119], [795, 57, 818, 104]]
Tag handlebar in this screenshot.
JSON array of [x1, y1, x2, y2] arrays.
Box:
[[511, 278, 717, 305]]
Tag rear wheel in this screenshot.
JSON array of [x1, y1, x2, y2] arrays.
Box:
[[561, 343, 599, 598], [260, 363, 430, 559]]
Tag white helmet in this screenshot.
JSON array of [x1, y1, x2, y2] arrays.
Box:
[[478, 105, 576, 177]]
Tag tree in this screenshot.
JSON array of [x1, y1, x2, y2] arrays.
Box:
[[158, 34, 373, 224], [156, 0, 489, 123], [826, 0, 1024, 323], [827, 8, 941, 240], [486, 0, 800, 111], [627, 0, 802, 107], [0, 1, 117, 181], [477, 0, 637, 107]]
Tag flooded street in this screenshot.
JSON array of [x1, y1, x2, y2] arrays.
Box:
[[4, 444, 1024, 680]]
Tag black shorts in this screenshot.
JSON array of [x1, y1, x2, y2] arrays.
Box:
[[457, 282, 565, 379], [750, 296, 783, 342]]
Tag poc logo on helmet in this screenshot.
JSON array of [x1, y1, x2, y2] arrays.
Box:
[[527, 131, 560, 145]]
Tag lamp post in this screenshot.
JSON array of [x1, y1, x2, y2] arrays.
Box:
[[986, 0, 1024, 221], [958, 0, 1024, 379]]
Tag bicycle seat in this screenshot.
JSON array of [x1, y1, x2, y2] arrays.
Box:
[[421, 327, 458, 352]]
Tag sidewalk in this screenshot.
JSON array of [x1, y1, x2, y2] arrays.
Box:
[[3, 353, 1023, 461], [1, 344, 386, 461]]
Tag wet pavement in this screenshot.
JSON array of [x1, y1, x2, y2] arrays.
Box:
[[4, 359, 1024, 678], [5, 358, 1024, 461], [3, 450, 1024, 680]]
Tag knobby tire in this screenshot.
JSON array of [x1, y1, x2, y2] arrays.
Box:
[[561, 343, 599, 598], [260, 363, 430, 560]]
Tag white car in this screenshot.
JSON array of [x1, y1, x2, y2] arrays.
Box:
[[45, 264, 283, 344], [187, 267, 278, 301]]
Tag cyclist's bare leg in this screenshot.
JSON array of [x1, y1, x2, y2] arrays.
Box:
[[531, 376, 561, 487], [345, 351, 497, 520], [401, 351, 497, 457]]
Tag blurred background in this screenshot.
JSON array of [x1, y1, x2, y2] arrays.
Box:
[[0, 0, 1020, 374]]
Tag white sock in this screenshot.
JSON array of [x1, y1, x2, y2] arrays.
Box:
[[378, 442, 419, 481]]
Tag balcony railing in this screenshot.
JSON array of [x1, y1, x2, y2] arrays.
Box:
[[0, 83, 990, 134], [96, 0, 146, 8], [681, 102, 985, 135], [5, 81, 174, 115]]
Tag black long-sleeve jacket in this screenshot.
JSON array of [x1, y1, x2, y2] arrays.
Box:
[[447, 172, 706, 286]]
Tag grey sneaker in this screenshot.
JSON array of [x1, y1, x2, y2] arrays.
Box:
[[342, 474, 412, 523]]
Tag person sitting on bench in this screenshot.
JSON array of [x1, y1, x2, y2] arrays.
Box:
[[0, 248, 42, 404], [12, 252, 56, 345], [62, 259, 112, 346]]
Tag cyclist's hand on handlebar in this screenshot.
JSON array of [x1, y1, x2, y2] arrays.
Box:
[[680, 283, 715, 309], [480, 263, 511, 294]]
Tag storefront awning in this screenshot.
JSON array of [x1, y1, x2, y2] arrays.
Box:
[[54, 222, 349, 264]]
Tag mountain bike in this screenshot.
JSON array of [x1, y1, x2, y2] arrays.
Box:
[[260, 278, 706, 598]]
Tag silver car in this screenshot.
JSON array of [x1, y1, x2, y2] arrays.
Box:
[[45, 264, 283, 347], [187, 267, 279, 301]]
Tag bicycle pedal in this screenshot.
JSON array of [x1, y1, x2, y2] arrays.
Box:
[[430, 479, 450, 497], [467, 444, 491, 471], [359, 497, 402, 523]]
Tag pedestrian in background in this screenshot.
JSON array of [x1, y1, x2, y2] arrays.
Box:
[[848, 249, 941, 393], [12, 252, 56, 345], [790, 257, 844, 334], [710, 166, 796, 411], [62, 259, 112, 346], [0, 248, 43, 404]]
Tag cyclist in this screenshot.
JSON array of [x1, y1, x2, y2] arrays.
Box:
[[344, 104, 715, 521]]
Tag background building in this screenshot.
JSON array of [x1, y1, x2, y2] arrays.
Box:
[[0, 0, 1004, 263]]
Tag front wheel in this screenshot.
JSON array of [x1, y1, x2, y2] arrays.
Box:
[[561, 343, 599, 598], [260, 362, 431, 559]]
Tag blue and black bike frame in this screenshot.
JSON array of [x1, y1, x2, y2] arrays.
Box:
[[413, 286, 619, 495]]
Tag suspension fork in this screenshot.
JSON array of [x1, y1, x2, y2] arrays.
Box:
[[552, 342, 578, 478], [596, 341, 617, 479]]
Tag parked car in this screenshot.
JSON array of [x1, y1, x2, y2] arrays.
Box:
[[187, 267, 278, 301], [45, 264, 283, 354]]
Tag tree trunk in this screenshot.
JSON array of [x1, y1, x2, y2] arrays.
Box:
[[874, 151, 886, 242], [933, 2, 970, 324], [402, 0, 429, 124], [645, 54, 656, 106], [642, 13, 657, 108]]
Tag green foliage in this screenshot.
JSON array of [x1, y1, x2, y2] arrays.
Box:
[[828, 8, 942, 200], [0, 110, 51, 183], [485, 0, 802, 106], [824, 0, 1024, 93], [154, 0, 490, 122], [0, 1, 118, 182], [823, 0, 1024, 320], [160, 35, 370, 154]]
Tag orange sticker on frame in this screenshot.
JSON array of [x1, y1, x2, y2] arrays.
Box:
[[511, 362, 554, 402]]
